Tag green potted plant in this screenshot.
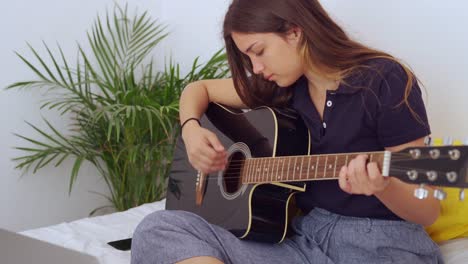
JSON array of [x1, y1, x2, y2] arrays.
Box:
[[7, 5, 230, 213]]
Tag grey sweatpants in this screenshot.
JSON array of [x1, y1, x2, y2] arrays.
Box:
[[131, 208, 443, 264]]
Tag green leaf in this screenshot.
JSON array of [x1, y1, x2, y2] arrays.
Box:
[[69, 156, 84, 194], [7, 3, 229, 212]]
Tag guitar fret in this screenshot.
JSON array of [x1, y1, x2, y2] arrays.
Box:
[[292, 156, 297, 180], [247, 159, 255, 183], [256, 158, 261, 183], [315, 156, 319, 179], [287, 157, 291, 181], [255, 158, 259, 183], [252, 159, 256, 182], [250, 159, 253, 183], [274, 157, 278, 182], [243, 159, 247, 183], [274, 158, 278, 182], [270, 158, 274, 183], [307, 156, 311, 180], [300, 156, 304, 180], [263, 158, 267, 183], [269, 158, 273, 183], [252, 158, 256, 183], [259, 158, 262, 183], [323, 155, 328, 178], [333, 155, 338, 178], [260, 158, 263, 183], [280, 157, 285, 181], [258, 158, 262, 183], [247, 159, 251, 183], [269, 158, 272, 183], [251, 158, 254, 183]]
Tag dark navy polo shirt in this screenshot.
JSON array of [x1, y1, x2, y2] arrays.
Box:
[[291, 59, 431, 220]]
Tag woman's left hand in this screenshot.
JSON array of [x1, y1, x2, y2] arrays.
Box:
[[338, 154, 391, 195]]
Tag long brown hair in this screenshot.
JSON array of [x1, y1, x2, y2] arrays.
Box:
[[223, 0, 418, 113]]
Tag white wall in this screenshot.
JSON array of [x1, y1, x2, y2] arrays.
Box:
[[321, 0, 468, 140], [2, 0, 467, 231], [0, 0, 164, 231]]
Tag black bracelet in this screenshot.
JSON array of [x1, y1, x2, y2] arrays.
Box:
[[180, 117, 201, 131]]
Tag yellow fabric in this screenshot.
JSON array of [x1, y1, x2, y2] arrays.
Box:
[[425, 188, 468, 242], [425, 138, 468, 242]]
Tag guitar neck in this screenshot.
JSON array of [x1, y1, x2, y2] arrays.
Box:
[[241, 151, 390, 184]]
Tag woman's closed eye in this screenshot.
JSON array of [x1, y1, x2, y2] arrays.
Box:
[[254, 49, 264, 56]]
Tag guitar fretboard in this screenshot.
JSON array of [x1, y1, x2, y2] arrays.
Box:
[[241, 152, 387, 184]]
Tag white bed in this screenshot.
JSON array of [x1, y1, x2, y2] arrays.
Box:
[[21, 199, 468, 264], [21, 200, 165, 264]]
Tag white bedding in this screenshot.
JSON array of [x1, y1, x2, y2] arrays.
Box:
[[21, 199, 165, 264], [21, 199, 468, 264]]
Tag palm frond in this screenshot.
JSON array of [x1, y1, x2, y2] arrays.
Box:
[[7, 4, 230, 212]]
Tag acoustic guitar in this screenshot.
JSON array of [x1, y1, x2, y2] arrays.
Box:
[[165, 103, 468, 243], [108, 103, 468, 250]]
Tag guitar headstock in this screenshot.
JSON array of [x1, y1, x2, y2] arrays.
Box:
[[390, 143, 468, 200]]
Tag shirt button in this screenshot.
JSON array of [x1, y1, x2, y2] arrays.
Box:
[[326, 100, 333, 107], [323, 122, 327, 129]]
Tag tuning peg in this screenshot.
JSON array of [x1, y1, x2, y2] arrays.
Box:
[[429, 149, 440, 159], [446, 171, 458, 183], [448, 149, 461, 160], [409, 149, 421, 159], [414, 184, 429, 199], [460, 189, 465, 201], [426, 170, 438, 182], [433, 189, 447, 200], [406, 170, 418, 181]]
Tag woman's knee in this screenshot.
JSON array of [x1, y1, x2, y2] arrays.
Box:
[[131, 210, 216, 263], [133, 210, 206, 240], [132, 211, 189, 262]]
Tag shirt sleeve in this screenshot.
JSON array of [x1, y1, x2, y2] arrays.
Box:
[[376, 62, 431, 147]]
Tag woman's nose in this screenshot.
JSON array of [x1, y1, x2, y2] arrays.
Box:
[[252, 59, 265, 75]]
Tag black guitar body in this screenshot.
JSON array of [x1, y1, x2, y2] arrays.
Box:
[[166, 103, 310, 243]]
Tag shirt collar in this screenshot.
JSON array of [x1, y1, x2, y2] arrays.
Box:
[[293, 74, 362, 98]]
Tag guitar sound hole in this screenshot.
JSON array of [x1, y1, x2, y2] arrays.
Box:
[[223, 151, 245, 194]]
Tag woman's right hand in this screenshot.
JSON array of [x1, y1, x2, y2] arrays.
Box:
[[181, 122, 227, 174]]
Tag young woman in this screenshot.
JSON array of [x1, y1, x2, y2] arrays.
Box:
[[131, 0, 443, 263]]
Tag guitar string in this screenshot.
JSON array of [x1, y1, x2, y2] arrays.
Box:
[[218, 153, 459, 166], [214, 157, 460, 171], [195, 166, 461, 183]]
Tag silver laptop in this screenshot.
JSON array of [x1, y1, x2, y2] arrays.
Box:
[[0, 228, 100, 264]]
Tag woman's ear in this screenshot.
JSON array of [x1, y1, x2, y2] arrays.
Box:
[[287, 27, 302, 42]]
